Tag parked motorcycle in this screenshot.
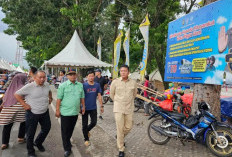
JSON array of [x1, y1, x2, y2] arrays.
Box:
[[102, 87, 113, 104], [134, 88, 163, 114], [147, 101, 232, 157]]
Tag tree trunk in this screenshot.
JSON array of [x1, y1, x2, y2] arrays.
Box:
[[192, 0, 221, 120], [192, 84, 221, 119]]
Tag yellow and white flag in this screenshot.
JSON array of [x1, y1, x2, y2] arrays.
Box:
[[113, 30, 123, 79], [139, 14, 150, 81], [97, 37, 101, 60], [123, 28, 130, 66]]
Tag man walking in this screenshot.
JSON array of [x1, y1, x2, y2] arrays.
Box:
[[55, 70, 85, 157], [82, 71, 104, 146], [110, 65, 137, 157], [58, 70, 68, 83], [15, 71, 52, 157], [94, 69, 106, 120]]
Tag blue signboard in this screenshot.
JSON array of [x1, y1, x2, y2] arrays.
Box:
[[164, 0, 232, 85]]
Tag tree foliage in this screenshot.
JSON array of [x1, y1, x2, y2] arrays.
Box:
[[0, 0, 195, 85]]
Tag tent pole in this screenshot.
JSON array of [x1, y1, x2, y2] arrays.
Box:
[[52, 67, 54, 75]]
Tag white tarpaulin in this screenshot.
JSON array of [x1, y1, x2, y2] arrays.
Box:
[[0, 59, 14, 71], [16, 66, 24, 73], [102, 69, 111, 77], [44, 30, 112, 68]]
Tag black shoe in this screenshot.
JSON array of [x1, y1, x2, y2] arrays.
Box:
[[28, 154, 37, 157], [119, 151, 124, 157], [34, 143, 45, 152], [99, 116, 103, 120], [64, 151, 72, 157]]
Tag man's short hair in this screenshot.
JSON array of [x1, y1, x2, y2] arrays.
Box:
[[60, 70, 65, 75], [30, 67, 38, 74], [120, 65, 129, 71], [95, 69, 102, 73], [34, 70, 46, 76], [145, 75, 149, 80], [87, 71, 95, 76]]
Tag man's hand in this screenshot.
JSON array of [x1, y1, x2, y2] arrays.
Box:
[[55, 109, 61, 118], [218, 26, 228, 53], [82, 106, 85, 115], [24, 104, 31, 111], [100, 106, 104, 113]]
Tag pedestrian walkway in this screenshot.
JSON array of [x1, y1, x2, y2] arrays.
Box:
[[0, 86, 218, 157], [51, 86, 217, 157], [97, 103, 217, 157]]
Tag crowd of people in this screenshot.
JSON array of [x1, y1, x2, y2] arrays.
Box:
[[0, 65, 136, 157]]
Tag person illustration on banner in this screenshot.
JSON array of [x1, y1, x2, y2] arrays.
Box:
[[218, 26, 232, 72], [206, 56, 216, 71]]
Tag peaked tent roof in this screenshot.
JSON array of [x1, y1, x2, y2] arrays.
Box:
[[44, 30, 112, 68]]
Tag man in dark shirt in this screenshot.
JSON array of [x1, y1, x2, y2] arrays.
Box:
[[94, 69, 106, 119], [82, 71, 104, 146]]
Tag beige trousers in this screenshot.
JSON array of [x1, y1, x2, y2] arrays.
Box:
[[114, 112, 133, 152]]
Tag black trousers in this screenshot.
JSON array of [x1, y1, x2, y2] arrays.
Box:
[[82, 109, 97, 141], [2, 122, 26, 144], [26, 110, 51, 155], [61, 115, 78, 151]]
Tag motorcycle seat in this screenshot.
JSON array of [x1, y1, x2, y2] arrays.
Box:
[[167, 112, 186, 121]]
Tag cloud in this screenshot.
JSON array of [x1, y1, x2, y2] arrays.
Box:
[[229, 21, 232, 28], [214, 59, 222, 67], [204, 70, 224, 84], [216, 16, 227, 24]]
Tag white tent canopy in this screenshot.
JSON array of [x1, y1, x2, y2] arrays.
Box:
[[44, 30, 112, 68], [0, 59, 13, 71], [149, 69, 163, 82]]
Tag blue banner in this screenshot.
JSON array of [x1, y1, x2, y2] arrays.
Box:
[[164, 0, 232, 85]]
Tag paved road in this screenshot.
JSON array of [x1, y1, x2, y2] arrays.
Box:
[[0, 85, 230, 157]]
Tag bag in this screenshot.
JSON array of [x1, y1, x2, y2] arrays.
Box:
[[159, 99, 173, 111]]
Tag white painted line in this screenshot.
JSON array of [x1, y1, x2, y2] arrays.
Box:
[[50, 101, 82, 157]]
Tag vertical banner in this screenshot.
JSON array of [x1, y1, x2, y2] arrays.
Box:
[[97, 37, 101, 60], [123, 28, 130, 66], [139, 14, 150, 81], [113, 30, 123, 79]]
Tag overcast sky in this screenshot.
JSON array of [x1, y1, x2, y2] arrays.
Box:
[[0, 7, 29, 69]]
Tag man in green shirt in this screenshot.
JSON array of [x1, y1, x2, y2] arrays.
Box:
[[55, 71, 85, 157]]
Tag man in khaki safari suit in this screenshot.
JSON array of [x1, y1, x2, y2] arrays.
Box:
[[110, 65, 137, 157]]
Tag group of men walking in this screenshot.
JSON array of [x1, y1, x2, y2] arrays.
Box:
[[0, 64, 137, 157]]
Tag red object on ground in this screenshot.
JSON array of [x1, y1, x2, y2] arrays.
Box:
[[159, 99, 173, 111]]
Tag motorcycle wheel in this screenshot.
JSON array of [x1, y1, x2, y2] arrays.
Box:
[[102, 96, 109, 104], [134, 98, 140, 112], [206, 126, 232, 157], [147, 118, 170, 145]]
